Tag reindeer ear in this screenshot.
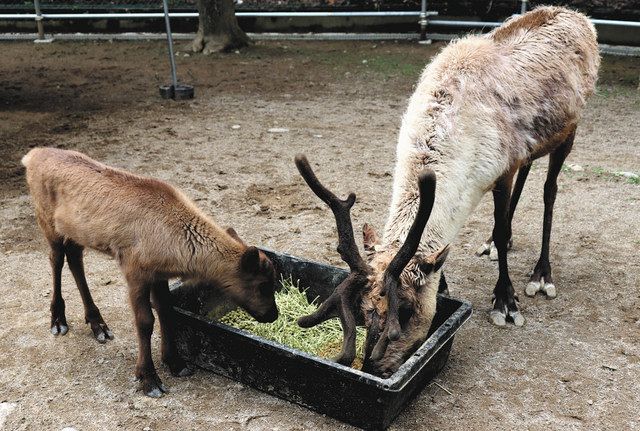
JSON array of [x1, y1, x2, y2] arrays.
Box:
[[227, 227, 246, 246], [362, 223, 380, 252], [240, 246, 261, 274], [419, 245, 450, 274]]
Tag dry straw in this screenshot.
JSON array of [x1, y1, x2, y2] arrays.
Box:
[[217, 276, 366, 367]]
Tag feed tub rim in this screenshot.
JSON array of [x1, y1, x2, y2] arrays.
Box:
[[170, 250, 472, 392]]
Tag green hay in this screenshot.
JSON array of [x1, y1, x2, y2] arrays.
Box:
[[214, 276, 366, 368]]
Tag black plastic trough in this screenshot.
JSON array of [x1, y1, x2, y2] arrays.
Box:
[[170, 249, 472, 430]]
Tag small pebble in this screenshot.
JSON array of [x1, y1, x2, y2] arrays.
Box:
[[268, 128, 289, 133], [313, 134, 323, 138], [0, 403, 17, 426], [567, 164, 584, 172], [231, 125, 241, 130]]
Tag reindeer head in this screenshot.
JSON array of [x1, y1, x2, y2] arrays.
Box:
[[360, 236, 449, 377], [295, 155, 448, 377], [226, 228, 279, 323]]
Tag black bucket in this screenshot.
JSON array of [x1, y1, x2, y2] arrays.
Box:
[[170, 249, 472, 430]]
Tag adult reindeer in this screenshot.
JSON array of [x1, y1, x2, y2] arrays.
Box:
[[295, 7, 600, 377]]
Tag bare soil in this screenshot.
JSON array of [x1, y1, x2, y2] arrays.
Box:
[[1, 39, 639, 431]]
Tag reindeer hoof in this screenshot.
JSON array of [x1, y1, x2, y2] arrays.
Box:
[[475, 242, 491, 257], [543, 283, 557, 299], [138, 374, 167, 398], [491, 294, 525, 327], [526, 278, 557, 299], [50, 317, 69, 336], [147, 387, 163, 398], [509, 310, 525, 326], [89, 321, 114, 343], [477, 239, 512, 260], [489, 309, 506, 326], [50, 323, 69, 336], [525, 281, 542, 297], [176, 367, 194, 377], [476, 241, 499, 261], [163, 356, 193, 377], [144, 383, 166, 398]]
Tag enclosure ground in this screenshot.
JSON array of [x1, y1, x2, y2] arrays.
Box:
[[0, 39, 639, 431]]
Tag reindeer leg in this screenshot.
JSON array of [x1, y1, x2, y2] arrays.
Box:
[[490, 171, 525, 327], [65, 241, 113, 343], [477, 162, 532, 260], [125, 271, 165, 397], [49, 239, 68, 336], [526, 130, 575, 298], [151, 280, 193, 377]]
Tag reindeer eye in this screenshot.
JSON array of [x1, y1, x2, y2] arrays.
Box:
[[399, 306, 414, 326], [258, 282, 273, 295]]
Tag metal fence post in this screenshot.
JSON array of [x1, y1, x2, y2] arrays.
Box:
[[520, 0, 528, 14], [159, 0, 194, 100], [419, 0, 428, 40], [33, 0, 44, 39], [162, 0, 178, 91]]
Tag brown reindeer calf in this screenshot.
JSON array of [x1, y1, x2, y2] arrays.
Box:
[[22, 147, 278, 397]]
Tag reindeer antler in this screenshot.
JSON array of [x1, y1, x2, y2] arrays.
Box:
[[294, 154, 371, 366], [369, 170, 437, 362], [294, 155, 369, 273]]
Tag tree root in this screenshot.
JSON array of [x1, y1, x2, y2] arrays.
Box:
[[191, 32, 250, 54]]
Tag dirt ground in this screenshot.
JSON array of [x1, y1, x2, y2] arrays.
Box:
[[1, 39, 639, 431]]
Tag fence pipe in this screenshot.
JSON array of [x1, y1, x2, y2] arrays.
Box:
[[591, 18, 640, 27], [520, 0, 528, 15], [427, 19, 504, 28], [1, 11, 639, 29], [2, 11, 435, 19], [161, 0, 177, 90], [32, 0, 44, 39]]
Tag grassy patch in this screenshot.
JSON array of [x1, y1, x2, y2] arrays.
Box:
[[591, 167, 640, 185], [216, 277, 367, 368], [289, 44, 426, 80], [360, 54, 424, 78], [624, 175, 640, 185], [563, 164, 640, 185]]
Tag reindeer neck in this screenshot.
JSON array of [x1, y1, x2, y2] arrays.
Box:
[[382, 141, 502, 256], [172, 206, 245, 281]]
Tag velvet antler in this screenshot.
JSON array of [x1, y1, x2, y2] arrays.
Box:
[[369, 170, 437, 362], [294, 154, 371, 365]]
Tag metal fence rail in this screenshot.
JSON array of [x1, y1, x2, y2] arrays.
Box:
[[1, 0, 640, 39]]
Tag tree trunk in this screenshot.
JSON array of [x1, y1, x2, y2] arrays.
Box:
[[192, 0, 250, 54]]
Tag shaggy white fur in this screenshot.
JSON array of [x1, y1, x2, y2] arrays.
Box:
[[364, 7, 599, 375]]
